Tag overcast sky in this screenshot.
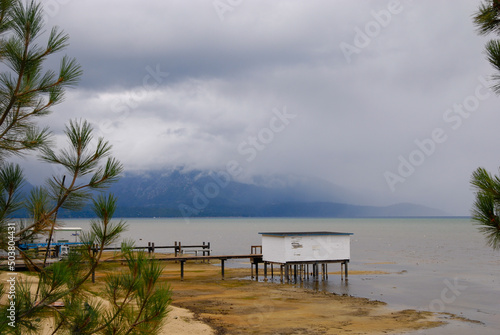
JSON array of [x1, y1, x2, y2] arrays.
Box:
[[17, 0, 500, 215]]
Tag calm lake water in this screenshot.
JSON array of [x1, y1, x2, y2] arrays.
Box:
[[63, 217, 500, 334]]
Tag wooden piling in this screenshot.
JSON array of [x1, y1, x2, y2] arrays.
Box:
[[91, 244, 98, 283]]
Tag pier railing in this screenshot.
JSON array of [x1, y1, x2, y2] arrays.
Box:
[[98, 241, 211, 257]]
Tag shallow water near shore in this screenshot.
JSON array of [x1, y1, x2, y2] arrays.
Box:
[[62, 217, 500, 334]]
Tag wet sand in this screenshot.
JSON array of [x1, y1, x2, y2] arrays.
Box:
[[2, 257, 473, 335], [155, 260, 447, 335]]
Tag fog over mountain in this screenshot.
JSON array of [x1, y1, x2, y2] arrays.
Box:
[[47, 168, 446, 218]]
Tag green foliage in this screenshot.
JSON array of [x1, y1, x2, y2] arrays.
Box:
[[0, 173, 172, 334], [0, 162, 23, 246], [474, 1, 500, 94], [88, 195, 127, 248], [471, 2, 500, 250], [471, 168, 500, 250], [0, 1, 171, 334], [36, 119, 124, 214], [0, 162, 24, 215], [0, 0, 82, 159], [473, 1, 500, 35], [9, 119, 124, 244], [485, 39, 500, 93], [94, 251, 172, 335], [62, 300, 104, 335]]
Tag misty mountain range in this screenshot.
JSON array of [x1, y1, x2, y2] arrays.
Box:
[[50, 168, 447, 218]]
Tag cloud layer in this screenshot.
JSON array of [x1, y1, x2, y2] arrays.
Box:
[[19, 0, 500, 215]]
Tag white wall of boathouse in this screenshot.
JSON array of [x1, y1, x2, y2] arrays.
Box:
[[260, 232, 352, 264]]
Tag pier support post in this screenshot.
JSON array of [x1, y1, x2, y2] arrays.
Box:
[[92, 244, 97, 283], [221, 259, 225, 280], [264, 262, 268, 281], [180, 260, 185, 281]]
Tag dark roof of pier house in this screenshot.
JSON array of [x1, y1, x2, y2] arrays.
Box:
[[259, 232, 353, 236]]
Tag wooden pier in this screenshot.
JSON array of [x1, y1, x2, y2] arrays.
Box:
[[7, 241, 349, 283], [95, 241, 263, 281], [140, 254, 264, 281]]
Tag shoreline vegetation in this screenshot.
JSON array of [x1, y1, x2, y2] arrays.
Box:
[[1, 252, 478, 334]]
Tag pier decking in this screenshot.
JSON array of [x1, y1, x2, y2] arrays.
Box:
[[101, 253, 349, 282], [5, 240, 349, 283], [102, 253, 264, 281]]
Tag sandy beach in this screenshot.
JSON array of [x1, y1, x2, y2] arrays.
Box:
[[2, 257, 477, 335], [157, 261, 448, 335], [0, 269, 213, 335]]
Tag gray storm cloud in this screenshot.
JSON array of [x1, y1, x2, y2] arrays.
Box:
[[21, 0, 500, 215]]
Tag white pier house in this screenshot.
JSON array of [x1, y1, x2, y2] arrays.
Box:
[[258, 231, 353, 282]]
